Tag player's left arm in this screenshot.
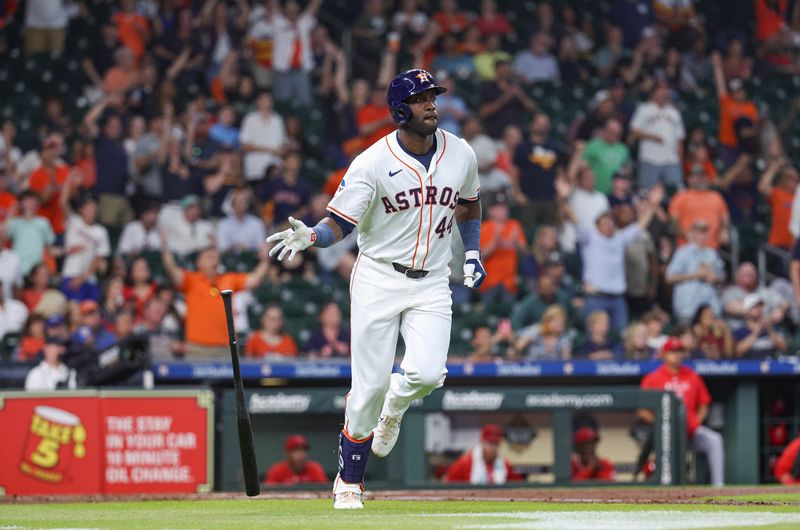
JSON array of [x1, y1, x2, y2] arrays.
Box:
[[456, 199, 485, 289], [458, 142, 486, 288]]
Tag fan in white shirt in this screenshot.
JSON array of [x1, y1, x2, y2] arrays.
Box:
[[158, 196, 215, 255], [61, 193, 111, 285], [0, 289, 28, 341], [217, 188, 266, 253], [24, 337, 76, 391], [0, 231, 22, 300], [558, 163, 610, 253], [629, 82, 686, 190], [117, 203, 162, 256], [268, 0, 322, 106], [239, 92, 288, 181]]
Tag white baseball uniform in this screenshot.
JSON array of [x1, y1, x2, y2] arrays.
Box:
[[327, 128, 479, 440]]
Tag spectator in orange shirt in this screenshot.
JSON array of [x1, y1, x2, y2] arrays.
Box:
[[682, 143, 717, 184], [668, 166, 730, 249], [27, 136, 70, 237], [712, 51, 758, 168], [103, 48, 139, 95], [113, 0, 149, 60], [758, 158, 798, 250], [433, 0, 470, 35], [245, 304, 299, 358], [755, 0, 790, 44], [322, 165, 347, 198], [479, 194, 527, 301], [265, 435, 328, 486], [0, 173, 17, 221], [475, 0, 514, 38], [17, 314, 46, 361], [444, 424, 523, 484], [160, 230, 269, 359], [357, 86, 396, 149]]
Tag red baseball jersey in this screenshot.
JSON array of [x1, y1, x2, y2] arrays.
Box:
[[641, 364, 711, 436], [264, 460, 328, 485], [774, 437, 800, 484], [571, 455, 616, 481]]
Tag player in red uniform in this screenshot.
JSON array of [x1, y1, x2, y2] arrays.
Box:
[[774, 435, 800, 484], [571, 427, 615, 481], [444, 424, 524, 484], [264, 435, 328, 485], [639, 337, 725, 485]]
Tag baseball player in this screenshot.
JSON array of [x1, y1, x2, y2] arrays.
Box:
[[638, 337, 725, 486], [266, 69, 485, 509]]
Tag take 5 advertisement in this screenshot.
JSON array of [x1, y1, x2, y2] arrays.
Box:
[[0, 391, 213, 496]]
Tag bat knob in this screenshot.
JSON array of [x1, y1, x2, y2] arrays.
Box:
[[221, 289, 234, 297]]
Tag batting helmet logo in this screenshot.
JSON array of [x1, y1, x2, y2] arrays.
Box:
[[387, 69, 447, 125]]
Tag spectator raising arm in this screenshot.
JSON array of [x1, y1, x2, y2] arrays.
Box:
[[636, 185, 665, 230], [791, 252, 800, 309], [711, 51, 727, 100], [82, 97, 110, 139], [244, 247, 270, 290], [156, 104, 174, 164], [757, 157, 784, 197], [159, 227, 184, 288]]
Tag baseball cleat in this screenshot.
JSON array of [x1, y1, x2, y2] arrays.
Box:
[[372, 415, 401, 457], [333, 491, 364, 510]]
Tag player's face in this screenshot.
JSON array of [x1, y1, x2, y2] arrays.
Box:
[[481, 440, 499, 462], [576, 441, 596, 460], [287, 448, 307, 468], [405, 90, 439, 136], [663, 349, 683, 369]]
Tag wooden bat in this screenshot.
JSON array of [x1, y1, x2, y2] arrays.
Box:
[[221, 289, 260, 497]]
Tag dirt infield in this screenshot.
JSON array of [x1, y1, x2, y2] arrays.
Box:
[[3, 486, 798, 506]]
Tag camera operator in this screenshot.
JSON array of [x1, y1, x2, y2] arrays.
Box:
[[24, 335, 76, 391]]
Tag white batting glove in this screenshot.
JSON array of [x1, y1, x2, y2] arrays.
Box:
[[266, 217, 315, 262], [463, 250, 487, 289]]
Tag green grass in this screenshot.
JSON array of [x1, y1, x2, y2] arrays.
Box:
[[2, 499, 800, 529], [706, 492, 800, 503]]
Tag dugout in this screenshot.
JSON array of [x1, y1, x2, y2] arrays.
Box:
[[217, 387, 686, 491]]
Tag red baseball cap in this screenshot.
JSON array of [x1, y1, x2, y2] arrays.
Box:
[[574, 427, 599, 445], [661, 336, 684, 355], [284, 434, 309, 452], [481, 424, 504, 443]]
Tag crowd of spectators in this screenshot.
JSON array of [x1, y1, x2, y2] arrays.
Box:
[[2, 0, 800, 378]]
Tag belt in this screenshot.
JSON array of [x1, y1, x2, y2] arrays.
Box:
[[392, 262, 429, 279]]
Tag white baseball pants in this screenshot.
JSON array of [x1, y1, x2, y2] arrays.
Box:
[[344, 253, 452, 440]]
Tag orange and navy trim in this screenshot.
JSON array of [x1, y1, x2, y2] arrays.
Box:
[[326, 205, 359, 226], [421, 132, 447, 269]]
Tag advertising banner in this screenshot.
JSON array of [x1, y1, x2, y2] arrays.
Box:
[[0, 391, 213, 496], [0, 393, 101, 496], [100, 393, 213, 494]]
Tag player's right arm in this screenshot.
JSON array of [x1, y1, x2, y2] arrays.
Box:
[[267, 158, 373, 262]]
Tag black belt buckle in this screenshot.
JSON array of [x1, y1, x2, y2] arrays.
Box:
[[392, 262, 428, 279]]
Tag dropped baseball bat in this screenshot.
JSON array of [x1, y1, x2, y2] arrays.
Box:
[[221, 289, 260, 497]]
